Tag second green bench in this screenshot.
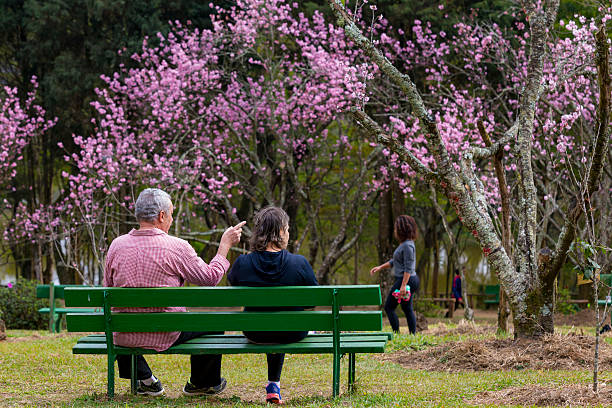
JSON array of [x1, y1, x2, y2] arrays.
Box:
[[36, 284, 98, 333]]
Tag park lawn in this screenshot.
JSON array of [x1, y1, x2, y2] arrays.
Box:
[[0, 324, 604, 407]]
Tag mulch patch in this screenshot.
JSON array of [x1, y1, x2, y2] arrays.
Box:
[[425, 320, 496, 337], [468, 384, 612, 407], [382, 326, 612, 371]]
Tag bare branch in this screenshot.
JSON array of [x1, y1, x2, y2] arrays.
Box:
[[350, 108, 438, 182], [328, 0, 458, 184], [472, 121, 518, 160], [545, 23, 611, 281]]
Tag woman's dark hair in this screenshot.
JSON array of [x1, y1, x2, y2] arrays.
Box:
[[249, 206, 290, 252], [394, 215, 418, 242]]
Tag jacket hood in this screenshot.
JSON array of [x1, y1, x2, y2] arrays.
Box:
[[248, 250, 289, 281]]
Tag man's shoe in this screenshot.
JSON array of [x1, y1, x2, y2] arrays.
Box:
[[182, 377, 227, 396], [136, 379, 164, 396], [265, 382, 283, 404]]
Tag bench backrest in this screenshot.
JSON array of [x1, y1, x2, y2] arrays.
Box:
[[64, 285, 383, 333], [601, 274, 612, 286], [37, 284, 87, 300], [484, 284, 500, 296]]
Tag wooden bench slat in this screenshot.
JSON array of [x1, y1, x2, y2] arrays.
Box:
[[64, 286, 382, 308], [38, 308, 98, 314], [37, 285, 101, 334], [76, 333, 392, 344], [37, 284, 88, 299], [73, 340, 387, 355], [66, 311, 383, 332]]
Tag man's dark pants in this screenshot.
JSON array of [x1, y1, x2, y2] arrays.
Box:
[[116, 331, 222, 387]]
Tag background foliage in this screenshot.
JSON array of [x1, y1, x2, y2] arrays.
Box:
[[0, 279, 47, 329]]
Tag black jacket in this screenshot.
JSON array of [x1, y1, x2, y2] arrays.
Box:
[[228, 250, 318, 287], [228, 250, 318, 312]]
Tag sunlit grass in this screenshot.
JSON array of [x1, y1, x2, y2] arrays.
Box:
[[0, 327, 608, 407]]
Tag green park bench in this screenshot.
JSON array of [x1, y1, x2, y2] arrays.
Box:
[[36, 284, 99, 333], [597, 274, 612, 323], [64, 285, 391, 398], [483, 284, 500, 308]]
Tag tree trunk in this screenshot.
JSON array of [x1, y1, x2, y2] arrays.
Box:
[[378, 188, 394, 295], [0, 318, 6, 341], [284, 181, 299, 253], [32, 243, 43, 283], [431, 219, 439, 297], [353, 237, 359, 284], [417, 208, 436, 298], [512, 286, 547, 338], [497, 288, 511, 333], [539, 278, 556, 334]]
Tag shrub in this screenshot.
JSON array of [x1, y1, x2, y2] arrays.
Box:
[[0, 279, 47, 329], [556, 287, 579, 315], [414, 297, 444, 318]]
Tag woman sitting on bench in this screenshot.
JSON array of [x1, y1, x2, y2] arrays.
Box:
[[228, 206, 318, 404]]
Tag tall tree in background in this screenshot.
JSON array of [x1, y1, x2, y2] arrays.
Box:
[[63, 0, 383, 284], [327, 0, 611, 337], [0, 78, 56, 282], [0, 0, 228, 281]]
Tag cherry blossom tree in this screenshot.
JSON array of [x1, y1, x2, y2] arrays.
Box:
[[65, 0, 383, 281], [0, 78, 57, 283], [327, 0, 611, 337]]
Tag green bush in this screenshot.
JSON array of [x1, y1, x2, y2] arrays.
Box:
[[557, 287, 579, 315], [414, 297, 444, 318], [0, 279, 47, 329]]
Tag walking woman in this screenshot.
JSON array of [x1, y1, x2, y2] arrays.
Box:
[[370, 215, 420, 334], [228, 206, 318, 404]]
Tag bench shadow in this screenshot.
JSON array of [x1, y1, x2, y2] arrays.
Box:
[[70, 391, 343, 406]]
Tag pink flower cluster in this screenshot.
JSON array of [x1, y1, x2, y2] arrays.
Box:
[[63, 0, 374, 243], [369, 11, 607, 205], [0, 78, 56, 187]]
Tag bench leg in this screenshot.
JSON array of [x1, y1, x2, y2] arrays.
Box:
[[107, 352, 115, 398], [54, 315, 63, 333], [348, 353, 356, 394], [48, 313, 56, 334], [130, 355, 138, 395], [332, 352, 340, 397]]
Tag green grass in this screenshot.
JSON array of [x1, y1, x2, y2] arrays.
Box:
[[0, 326, 605, 407]]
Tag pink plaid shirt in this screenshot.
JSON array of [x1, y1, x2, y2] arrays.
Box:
[[104, 228, 229, 351]]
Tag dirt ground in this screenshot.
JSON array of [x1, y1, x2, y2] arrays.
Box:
[[430, 307, 600, 328], [469, 384, 612, 407], [383, 318, 612, 371], [384, 316, 612, 406], [555, 308, 600, 327]]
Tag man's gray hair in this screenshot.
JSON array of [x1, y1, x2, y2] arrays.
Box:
[[135, 188, 172, 222]]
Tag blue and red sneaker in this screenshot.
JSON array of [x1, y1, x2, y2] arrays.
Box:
[[265, 382, 283, 404]]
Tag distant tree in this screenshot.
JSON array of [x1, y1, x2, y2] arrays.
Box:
[[0, 78, 56, 282], [0, 0, 228, 281], [64, 0, 384, 283]]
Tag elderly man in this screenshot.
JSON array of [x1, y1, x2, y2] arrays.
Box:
[[104, 188, 244, 396]]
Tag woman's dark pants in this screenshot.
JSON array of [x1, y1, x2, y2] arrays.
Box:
[[384, 275, 420, 334], [243, 331, 308, 382]]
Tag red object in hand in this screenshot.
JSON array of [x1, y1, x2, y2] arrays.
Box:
[[392, 288, 411, 303]]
